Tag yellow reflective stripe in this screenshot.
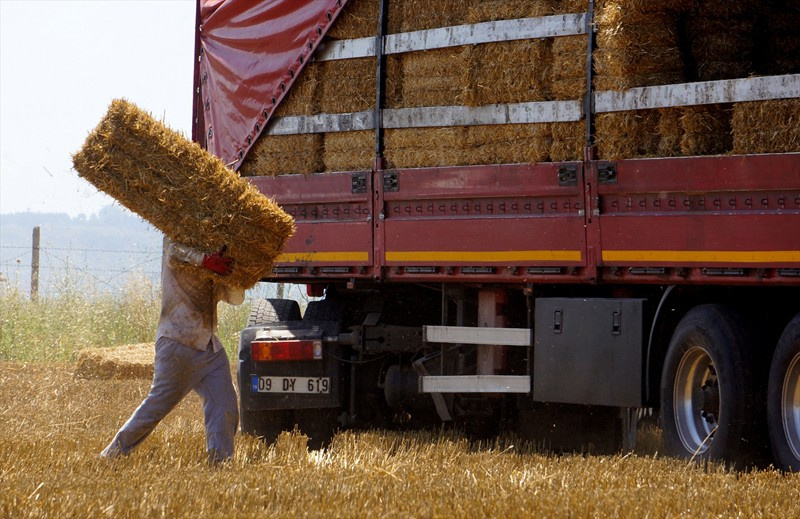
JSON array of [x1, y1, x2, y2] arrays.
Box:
[[602, 250, 800, 263], [385, 250, 582, 262], [276, 252, 369, 262]]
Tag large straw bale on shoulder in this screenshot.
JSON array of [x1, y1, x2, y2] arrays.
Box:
[[72, 99, 295, 289], [732, 99, 800, 154], [74, 343, 154, 380]]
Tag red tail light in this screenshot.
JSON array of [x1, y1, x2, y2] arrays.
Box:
[[251, 339, 323, 362]]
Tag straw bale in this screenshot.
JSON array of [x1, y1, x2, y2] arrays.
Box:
[[327, 0, 378, 40], [385, 55, 404, 108], [694, 0, 756, 17], [240, 133, 324, 177], [74, 343, 153, 380], [679, 105, 732, 156], [463, 40, 552, 106], [552, 35, 588, 100], [686, 16, 754, 81], [550, 121, 585, 161], [465, 124, 552, 164], [466, 0, 553, 23], [324, 131, 375, 172], [732, 99, 800, 154], [553, 0, 591, 14], [319, 58, 376, 114], [596, 22, 677, 50], [594, 47, 683, 81], [766, 10, 800, 75], [401, 48, 468, 107], [596, 0, 694, 25], [384, 127, 467, 168], [595, 111, 660, 159], [275, 62, 321, 117], [595, 72, 684, 91], [657, 108, 682, 157], [72, 99, 295, 290], [397, 0, 471, 32]]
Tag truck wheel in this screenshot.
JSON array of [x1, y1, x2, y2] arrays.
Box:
[[293, 408, 340, 450], [241, 409, 292, 444], [247, 298, 301, 326], [660, 304, 763, 466], [302, 299, 342, 322], [767, 313, 800, 472]]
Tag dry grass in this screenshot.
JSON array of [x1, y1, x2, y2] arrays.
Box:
[[2, 362, 799, 517], [72, 99, 295, 290]]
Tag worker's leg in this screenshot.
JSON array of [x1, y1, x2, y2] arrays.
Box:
[[193, 347, 239, 463], [100, 337, 198, 458]]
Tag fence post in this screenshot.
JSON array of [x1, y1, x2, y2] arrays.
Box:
[[31, 226, 40, 301]]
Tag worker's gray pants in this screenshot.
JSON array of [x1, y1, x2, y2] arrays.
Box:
[[100, 336, 239, 463]]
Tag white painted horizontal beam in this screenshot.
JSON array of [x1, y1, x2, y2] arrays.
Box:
[[420, 375, 531, 393], [384, 101, 582, 128], [267, 100, 581, 135], [595, 74, 800, 113], [424, 326, 531, 347], [316, 14, 587, 61]]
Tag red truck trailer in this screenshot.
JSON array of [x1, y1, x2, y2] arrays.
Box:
[[193, 0, 800, 469]]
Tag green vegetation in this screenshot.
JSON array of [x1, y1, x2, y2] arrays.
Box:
[[0, 272, 249, 362]]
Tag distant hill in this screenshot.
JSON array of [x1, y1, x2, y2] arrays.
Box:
[[0, 205, 163, 296]]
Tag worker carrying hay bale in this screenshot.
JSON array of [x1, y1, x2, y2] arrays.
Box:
[[72, 99, 295, 290]]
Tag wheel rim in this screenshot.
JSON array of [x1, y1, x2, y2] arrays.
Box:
[[782, 352, 800, 461], [674, 345, 719, 454]]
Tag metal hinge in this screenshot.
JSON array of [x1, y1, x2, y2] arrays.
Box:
[[558, 165, 578, 186], [383, 171, 399, 192], [351, 172, 367, 194], [598, 163, 617, 184]]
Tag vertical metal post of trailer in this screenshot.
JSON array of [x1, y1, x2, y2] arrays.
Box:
[[478, 289, 508, 375]]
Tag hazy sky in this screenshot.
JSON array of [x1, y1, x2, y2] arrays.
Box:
[[0, 0, 195, 217]]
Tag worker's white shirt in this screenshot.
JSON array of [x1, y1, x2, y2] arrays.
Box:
[[155, 237, 245, 352]]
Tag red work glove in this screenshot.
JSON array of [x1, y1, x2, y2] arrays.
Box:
[[202, 245, 234, 276]]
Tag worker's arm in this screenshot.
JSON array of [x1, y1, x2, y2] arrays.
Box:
[[167, 239, 233, 275]]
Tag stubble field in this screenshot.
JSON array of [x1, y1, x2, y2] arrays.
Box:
[[2, 361, 799, 518]]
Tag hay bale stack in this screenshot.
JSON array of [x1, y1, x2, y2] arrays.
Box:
[[765, 5, 800, 75], [593, 1, 689, 160], [465, 124, 552, 165], [595, 110, 660, 159], [657, 108, 682, 157], [686, 0, 756, 82], [463, 40, 553, 106], [75, 343, 154, 380], [384, 127, 467, 168], [401, 48, 468, 108], [73, 99, 295, 289], [327, 0, 378, 39], [396, 0, 471, 32], [732, 99, 800, 154], [274, 62, 322, 117], [679, 104, 732, 156], [466, 0, 553, 23], [551, 121, 585, 161], [324, 131, 375, 172], [239, 133, 324, 177], [319, 57, 376, 114]]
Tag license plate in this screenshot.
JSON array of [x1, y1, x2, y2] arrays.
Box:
[[250, 375, 330, 394]]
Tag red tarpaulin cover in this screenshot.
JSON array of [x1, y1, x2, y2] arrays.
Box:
[[194, 0, 346, 168]]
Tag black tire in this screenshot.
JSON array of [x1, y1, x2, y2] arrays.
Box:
[[292, 408, 340, 450], [302, 299, 342, 322], [767, 313, 800, 472], [247, 298, 301, 326], [660, 304, 764, 467], [241, 409, 292, 444], [516, 401, 635, 455]]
